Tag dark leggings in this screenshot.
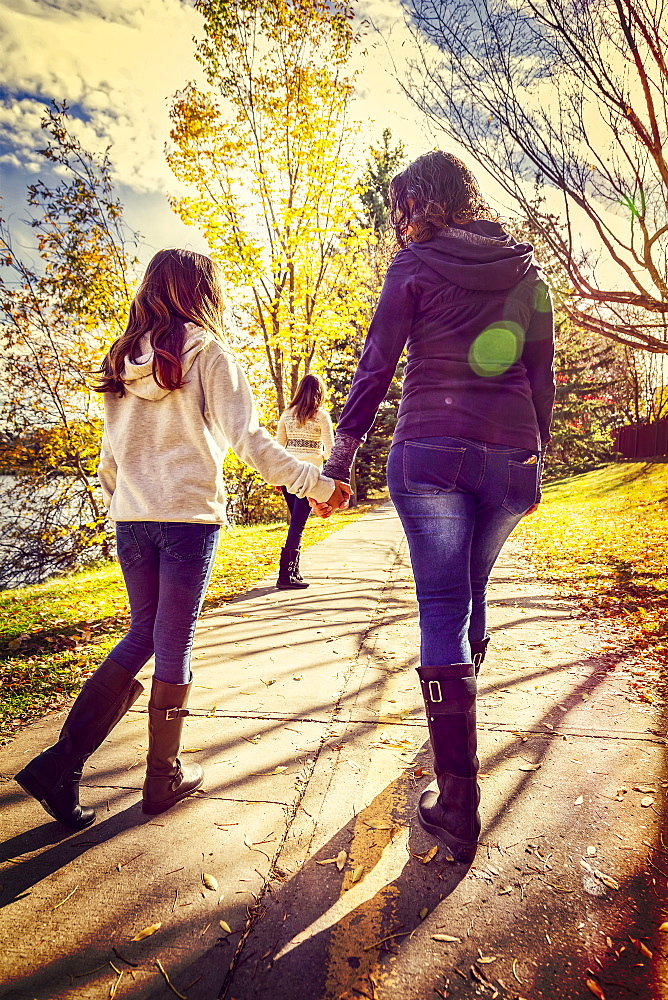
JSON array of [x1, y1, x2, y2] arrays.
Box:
[[281, 487, 312, 549]]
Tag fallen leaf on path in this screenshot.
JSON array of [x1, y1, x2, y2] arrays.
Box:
[[498, 886, 514, 895], [477, 955, 498, 964], [182, 748, 204, 753], [364, 820, 393, 830], [640, 796, 655, 808], [587, 846, 597, 856], [419, 907, 429, 920], [350, 865, 364, 885], [574, 795, 584, 806], [315, 857, 339, 866], [633, 785, 657, 793], [518, 763, 541, 772], [219, 920, 231, 934], [131, 922, 161, 941], [658, 921, 668, 931], [594, 869, 619, 890], [630, 937, 653, 958], [251, 766, 288, 776], [422, 846, 438, 864], [586, 978, 606, 1000], [336, 850, 347, 871], [432, 934, 460, 942], [202, 874, 218, 891]]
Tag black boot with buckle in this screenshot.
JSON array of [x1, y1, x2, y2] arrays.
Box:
[[416, 662, 480, 863], [15, 658, 143, 830], [142, 678, 203, 815], [276, 547, 309, 590]]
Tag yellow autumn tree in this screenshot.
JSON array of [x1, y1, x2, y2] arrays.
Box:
[[168, 0, 372, 415], [0, 103, 138, 585]]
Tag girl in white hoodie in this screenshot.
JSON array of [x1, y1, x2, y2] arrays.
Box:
[[15, 249, 349, 829]]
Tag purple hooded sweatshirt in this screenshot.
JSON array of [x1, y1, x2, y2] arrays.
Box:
[[335, 220, 555, 453]]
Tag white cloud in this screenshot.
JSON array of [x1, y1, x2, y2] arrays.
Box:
[[0, 0, 204, 192]]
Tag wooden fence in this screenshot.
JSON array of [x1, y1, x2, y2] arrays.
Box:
[[612, 418, 668, 459]]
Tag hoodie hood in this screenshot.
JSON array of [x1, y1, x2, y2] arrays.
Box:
[[408, 220, 534, 291], [122, 323, 212, 400]]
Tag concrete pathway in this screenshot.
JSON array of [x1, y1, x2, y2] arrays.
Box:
[[0, 503, 666, 1000]]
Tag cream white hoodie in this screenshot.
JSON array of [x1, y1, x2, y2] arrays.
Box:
[[98, 325, 335, 523]]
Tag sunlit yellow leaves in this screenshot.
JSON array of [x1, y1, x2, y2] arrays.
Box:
[[167, 0, 373, 413]]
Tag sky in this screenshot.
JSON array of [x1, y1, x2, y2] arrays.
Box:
[[0, 0, 447, 270], [0, 0, 656, 329]]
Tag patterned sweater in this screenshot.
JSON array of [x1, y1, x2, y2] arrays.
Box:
[[276, 407, 334, 468]]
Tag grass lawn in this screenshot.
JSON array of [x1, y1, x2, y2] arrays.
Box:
[[514, 462, 668, 691], [0, 501, 382, 740]]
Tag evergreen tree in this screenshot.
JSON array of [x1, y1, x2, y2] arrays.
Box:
[[327, 130, 405, 500]]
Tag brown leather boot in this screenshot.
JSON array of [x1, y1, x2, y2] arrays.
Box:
[[416, 663, 480, 863], [142, 678, 203, 815], [15, 658, 143, 829]]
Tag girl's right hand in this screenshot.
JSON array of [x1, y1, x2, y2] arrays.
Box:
[[309, 481, 352, 517]]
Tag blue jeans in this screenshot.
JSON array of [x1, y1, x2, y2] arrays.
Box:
[[109, 522, 220, 685], [387, 437, 539, 667], [281, 487, 312, 549]]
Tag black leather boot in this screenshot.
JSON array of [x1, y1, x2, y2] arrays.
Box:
[[416, 663, 480, 863], [470, 636, 490, 677], [142, 679, 203, 815], [15, 658, 143, 830], [276, 547, 309, 590]]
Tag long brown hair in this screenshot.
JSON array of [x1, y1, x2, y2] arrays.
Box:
[[389, 151, 496, 249], [97, 248, 225, 395], [288, 373, 326, 425]]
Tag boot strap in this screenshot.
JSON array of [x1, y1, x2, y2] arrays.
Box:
[[417, 675, 476, 715], [149, 706, 190, 721]]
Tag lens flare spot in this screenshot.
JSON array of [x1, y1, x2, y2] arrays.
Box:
[[469, 322, 524, 377]]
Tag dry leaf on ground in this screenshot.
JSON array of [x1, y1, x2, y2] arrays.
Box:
[[130, 922, 162, 941], [202, 873, 218, 891], [586, 978, 606, 1000], [432, 934, 460, 943], [350, 866, 364, 885]]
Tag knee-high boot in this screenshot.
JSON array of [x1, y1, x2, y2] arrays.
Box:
[[470, 636, 490, 676], [416, 663, 480, 863], [142, 678, 203, 814], [15, 658, 143, 830]]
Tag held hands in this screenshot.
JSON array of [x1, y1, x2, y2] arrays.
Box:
[[308, 480, 352, 518]]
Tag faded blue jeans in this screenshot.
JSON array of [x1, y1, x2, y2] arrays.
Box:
[[387, 436, 540, 666], [109, 522, 220, 685]]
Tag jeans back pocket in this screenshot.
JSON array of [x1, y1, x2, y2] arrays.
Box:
[[502, 459, 539, 515], [160, 523, 217, 561], [403, 442, 466, 495], [116, 522, 142, 569]]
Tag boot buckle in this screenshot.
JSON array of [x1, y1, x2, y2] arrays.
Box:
[[164, 707, 188, 721], [428, 680, 443, 703]]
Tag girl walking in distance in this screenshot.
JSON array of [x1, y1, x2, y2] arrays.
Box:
[[321, 152, 555, 862], [15, 249, 349, 829], [275, 373, 334, 589]]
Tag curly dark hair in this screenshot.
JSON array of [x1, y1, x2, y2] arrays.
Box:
[[389, 150, 497, 248]]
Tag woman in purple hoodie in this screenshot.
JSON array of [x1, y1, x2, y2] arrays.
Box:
[[322, 151, 555, 862]]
